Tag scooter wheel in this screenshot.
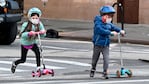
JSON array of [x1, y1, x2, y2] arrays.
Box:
[[51, 69, 54, 77], [32, 71, 35, 77], [128, 70, 132, 78], [116, 70, 121, 78], [37, 69, 42, 77]]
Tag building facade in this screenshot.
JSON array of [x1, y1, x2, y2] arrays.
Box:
[[23, 0, 149, 24]]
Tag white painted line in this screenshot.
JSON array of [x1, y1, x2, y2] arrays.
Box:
[[110, 43, 117, 48], [42, 39, 92, 44], [3, 80, 75, 84], [28, 58, 91, 67], [3, 79, 149, 84], [0, 67, 25, 72], [67, 79, 149, 84], [43, 45, 90, 52], [20, 62, 65, 69], [111, 50, 149, 54], [0, 61, 12, 64], [0, 61, 65, 70]]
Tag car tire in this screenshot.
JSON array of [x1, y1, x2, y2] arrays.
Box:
[[0, 22, 17, 45]]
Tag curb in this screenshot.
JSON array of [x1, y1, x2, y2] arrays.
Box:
[[59, 35, 149, 45]]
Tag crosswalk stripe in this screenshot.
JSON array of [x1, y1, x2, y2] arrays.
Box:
[[1, 80, 81, 84], [28, 58, 91, 67], [19, 62, 65, 69], [66, 79, 149, 84], [0, 60, 65, 70], [3, 79, 149, 84], [43, 45, 90, 52], [0, 61, 12, 64], [0, 67, 25, 72]]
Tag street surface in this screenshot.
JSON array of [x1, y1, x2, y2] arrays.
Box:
[[0, 38, 149, 84]]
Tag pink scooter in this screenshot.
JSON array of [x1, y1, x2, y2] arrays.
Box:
[[32, 33, 54, 77], [32, 65, 54, 77]]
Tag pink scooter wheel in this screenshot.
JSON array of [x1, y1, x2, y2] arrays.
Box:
[[32, 71, 35, 77]]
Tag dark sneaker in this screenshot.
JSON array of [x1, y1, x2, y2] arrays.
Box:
[[90, 69, 95, 77], [102, 72, 109, 79], [11, 62, 16, 73]]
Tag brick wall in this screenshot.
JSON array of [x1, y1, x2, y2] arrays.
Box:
[[139, 0, 149, 24], [24, 0, 116, 21]]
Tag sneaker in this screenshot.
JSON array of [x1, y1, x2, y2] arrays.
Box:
[[11, 62, 16, 73], [102, 72, 109, 79], [90, 69, 95, 77]]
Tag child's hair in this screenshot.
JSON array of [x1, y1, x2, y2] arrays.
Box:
[[24, 13, 40, 32], [25, 20, 40, 32], [31, 13, 39, 17]]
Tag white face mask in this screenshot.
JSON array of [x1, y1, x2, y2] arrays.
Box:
[[106, 18, 112, 23], [30, 18, 40, 24]]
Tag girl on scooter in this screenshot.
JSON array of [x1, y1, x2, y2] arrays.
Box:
[[11, 7, 46, 73]]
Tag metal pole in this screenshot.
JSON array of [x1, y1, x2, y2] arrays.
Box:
[[118, 33, 123, 67], [37, 33, 45, 69], [112, 2, 124, 30]]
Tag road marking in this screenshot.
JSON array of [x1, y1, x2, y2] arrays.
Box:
[[65, 79, 149, 84], [28, 58, 91, 67], [42, 39, 92, 44], [111, 49, 149, 54], [0, 60, 65, 70], [20, 62, 65, 69], [43, 45, 90, 52], [43, 43, 117, 52], [2, 81, 69, 84], [3, 79, 149, 84], [0, 67, 25, 72], [110, 43, 117, 48]]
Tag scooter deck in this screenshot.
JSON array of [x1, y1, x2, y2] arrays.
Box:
[[95, 72, 132, 79], [108, 74, 130, 78]]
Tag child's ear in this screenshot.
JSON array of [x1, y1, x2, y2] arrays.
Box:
[[102, 15, 108, 23]]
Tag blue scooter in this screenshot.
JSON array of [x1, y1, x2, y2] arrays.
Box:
[[116, 33, 132, 78]]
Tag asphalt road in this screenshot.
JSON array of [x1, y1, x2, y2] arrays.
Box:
[[0, 38, 149, 84]]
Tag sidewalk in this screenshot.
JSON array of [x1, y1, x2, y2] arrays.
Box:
[[39, 19, 149, 45]]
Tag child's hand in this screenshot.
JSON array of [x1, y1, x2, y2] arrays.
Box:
[[35, 30, 46, 35], [39, 30, 46, 34], [120, 30, 125, 36], [28, 31, 36, 36], [111, 31, 118, 36], [120, 30, 125, 34]]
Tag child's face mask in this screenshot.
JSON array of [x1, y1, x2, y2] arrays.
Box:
[[102, 15, 113, 23], [30, 18, 40, 24], [30, 15, 40, 24], [106, 18, 112, 23]]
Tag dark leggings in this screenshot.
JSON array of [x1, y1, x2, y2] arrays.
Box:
[[14, 44, 40, 67]]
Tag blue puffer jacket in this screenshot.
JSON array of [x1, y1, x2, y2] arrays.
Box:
[[92, 15, 121, 46]]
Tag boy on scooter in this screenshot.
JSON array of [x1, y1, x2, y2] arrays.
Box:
[[90, 5, 125, 79]]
